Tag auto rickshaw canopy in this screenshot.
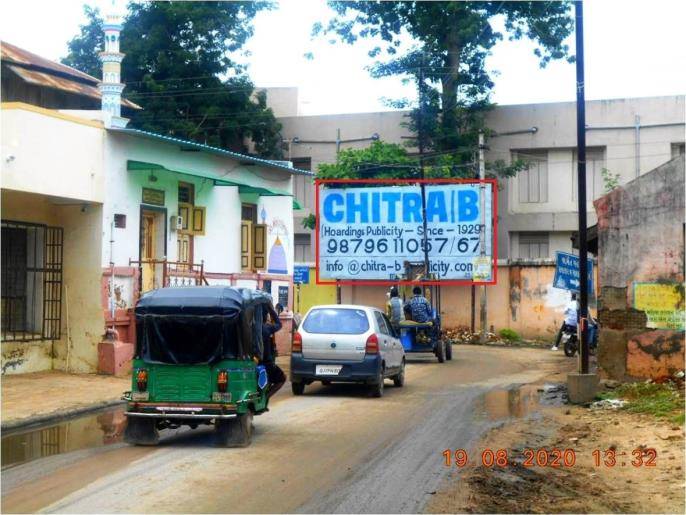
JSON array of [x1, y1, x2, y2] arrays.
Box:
[[135, 286, 272, 365]]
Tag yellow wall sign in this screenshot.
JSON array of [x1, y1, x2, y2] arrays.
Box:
[[633, 282, 685, 330]]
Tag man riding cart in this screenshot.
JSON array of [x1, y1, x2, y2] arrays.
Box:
[[394, 263, 451, 363]]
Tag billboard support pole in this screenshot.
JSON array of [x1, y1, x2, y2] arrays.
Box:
[[478, 131, 487, 343], [417, 56, 430, 279]]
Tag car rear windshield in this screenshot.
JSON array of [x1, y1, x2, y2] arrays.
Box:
[[302, 308, 370, 335]]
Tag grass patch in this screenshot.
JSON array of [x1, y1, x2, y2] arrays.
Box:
[[498, 328, 520, 341], [600, 382, 684, 422]]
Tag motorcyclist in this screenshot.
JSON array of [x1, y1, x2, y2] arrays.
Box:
[[552, 293, 578, 351]]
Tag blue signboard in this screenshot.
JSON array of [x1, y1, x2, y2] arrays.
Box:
[[294, 265, 310, 284], [318, 184, 493, 281], [554, 251, 594, 292]]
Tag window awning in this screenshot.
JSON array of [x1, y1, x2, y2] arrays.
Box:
[[127, 160, 294, 198]]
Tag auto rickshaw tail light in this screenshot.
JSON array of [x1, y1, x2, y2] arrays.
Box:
[[136, 369, 148, 391], [292, 331, 302, 353], [365, 333, 379, 354], [217, 370, 229, 393]]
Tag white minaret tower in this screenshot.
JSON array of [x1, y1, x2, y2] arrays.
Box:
[[99, 9, 129, 128]]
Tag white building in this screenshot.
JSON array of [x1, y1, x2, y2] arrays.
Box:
[[269, 89, 685, 263], [1, 39, 308, 375]]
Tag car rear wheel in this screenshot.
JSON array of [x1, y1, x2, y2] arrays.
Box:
[[393, 360, 405, 387], [291, 381, 305, 395], [215, 412, 253, 447], [124, 417, 159, 446], [369, 366, 385, 398]]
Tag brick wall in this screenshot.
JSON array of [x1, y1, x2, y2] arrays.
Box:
[[594, 155, 685, 380]]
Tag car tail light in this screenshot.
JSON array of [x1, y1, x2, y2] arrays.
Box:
[[292, 331, 303, 353], [217, 370, 229, 393], [365, 333, 379, 354], [136, 369, 148, 391]]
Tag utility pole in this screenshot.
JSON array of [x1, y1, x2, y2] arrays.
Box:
[[478, 131, 487, 343], [575, 0, 589, 375], [417, 55, 430, 279], [336, 128, 342, 303]]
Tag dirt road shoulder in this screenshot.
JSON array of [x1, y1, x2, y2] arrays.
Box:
[[428, 386, 685, 514]]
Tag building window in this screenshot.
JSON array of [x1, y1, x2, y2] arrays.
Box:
[[1, 221, 63, 342], [572, 147, 607, 201], [240, 204, 267, 271], [518, 232, 549, 259], [294, 234, 312, 262], [291, 158, 313, 211], [672, 142, 685, 158], [516, 150, 548, 203], [178, 182, 194, 204]]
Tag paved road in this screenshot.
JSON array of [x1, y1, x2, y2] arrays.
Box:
[[1, 346, 565, 514]]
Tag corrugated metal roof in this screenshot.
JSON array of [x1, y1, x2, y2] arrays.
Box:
[[6, 65, 140, 110], [110, 127, 314, 176], [1, 40, 141, 110], [2, 41, 97, 83]]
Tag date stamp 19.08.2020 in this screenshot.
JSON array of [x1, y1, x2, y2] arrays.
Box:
[[442, 448, 657, 468]]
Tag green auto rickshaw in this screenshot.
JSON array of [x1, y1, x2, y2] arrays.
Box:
[[123, 286, 273, 447]]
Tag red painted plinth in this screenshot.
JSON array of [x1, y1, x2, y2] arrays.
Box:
[[98, 330, 134, 376]]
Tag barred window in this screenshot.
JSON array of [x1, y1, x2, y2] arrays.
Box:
[[1, 221, 63, 342], [516, 150, 548, 203], [518, 232, 549, 259]]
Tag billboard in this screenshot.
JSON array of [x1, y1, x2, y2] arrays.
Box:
[[315, 179, 497, 285]]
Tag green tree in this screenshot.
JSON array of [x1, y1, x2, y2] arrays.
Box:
[[62, 5, 103, 77], [314, 1, 574, 171], [62, 1, 283, 157]]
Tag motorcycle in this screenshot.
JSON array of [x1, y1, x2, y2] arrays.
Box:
[[561, 323, 598, 357]]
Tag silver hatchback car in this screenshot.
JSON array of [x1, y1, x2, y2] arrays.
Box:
[[290, 305, 406, 397]]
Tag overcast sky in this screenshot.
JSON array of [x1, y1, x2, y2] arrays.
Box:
[[1, 0, 684, 115]]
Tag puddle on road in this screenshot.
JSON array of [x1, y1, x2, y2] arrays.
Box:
[[476, 383, 566, 421], [1, 406, 126, 470]]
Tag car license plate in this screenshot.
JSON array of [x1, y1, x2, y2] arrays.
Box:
[[316, 365, 342, 376], [131, 391, 149, 401], [212, 392, 232, 402]]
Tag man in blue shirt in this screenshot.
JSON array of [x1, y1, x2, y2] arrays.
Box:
[[405, 286, 432, 323]]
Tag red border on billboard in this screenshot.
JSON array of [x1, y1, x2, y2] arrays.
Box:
[[314, 178, 498, 286]]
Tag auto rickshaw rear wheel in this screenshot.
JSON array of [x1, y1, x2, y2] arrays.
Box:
[[124, 417, 159, 446], [214, 412, 253, 447], [446, 341, 453, 361]]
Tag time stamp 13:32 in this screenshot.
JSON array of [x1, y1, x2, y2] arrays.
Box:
[[442, 448, 658, 468]]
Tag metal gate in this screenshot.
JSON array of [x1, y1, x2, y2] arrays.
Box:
[[1, 221, 63, 342]]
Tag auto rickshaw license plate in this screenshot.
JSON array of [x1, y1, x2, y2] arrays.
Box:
[[212, 392, 232, 402], [316, 365, 342, 376], [131, 392, 149, 401]]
